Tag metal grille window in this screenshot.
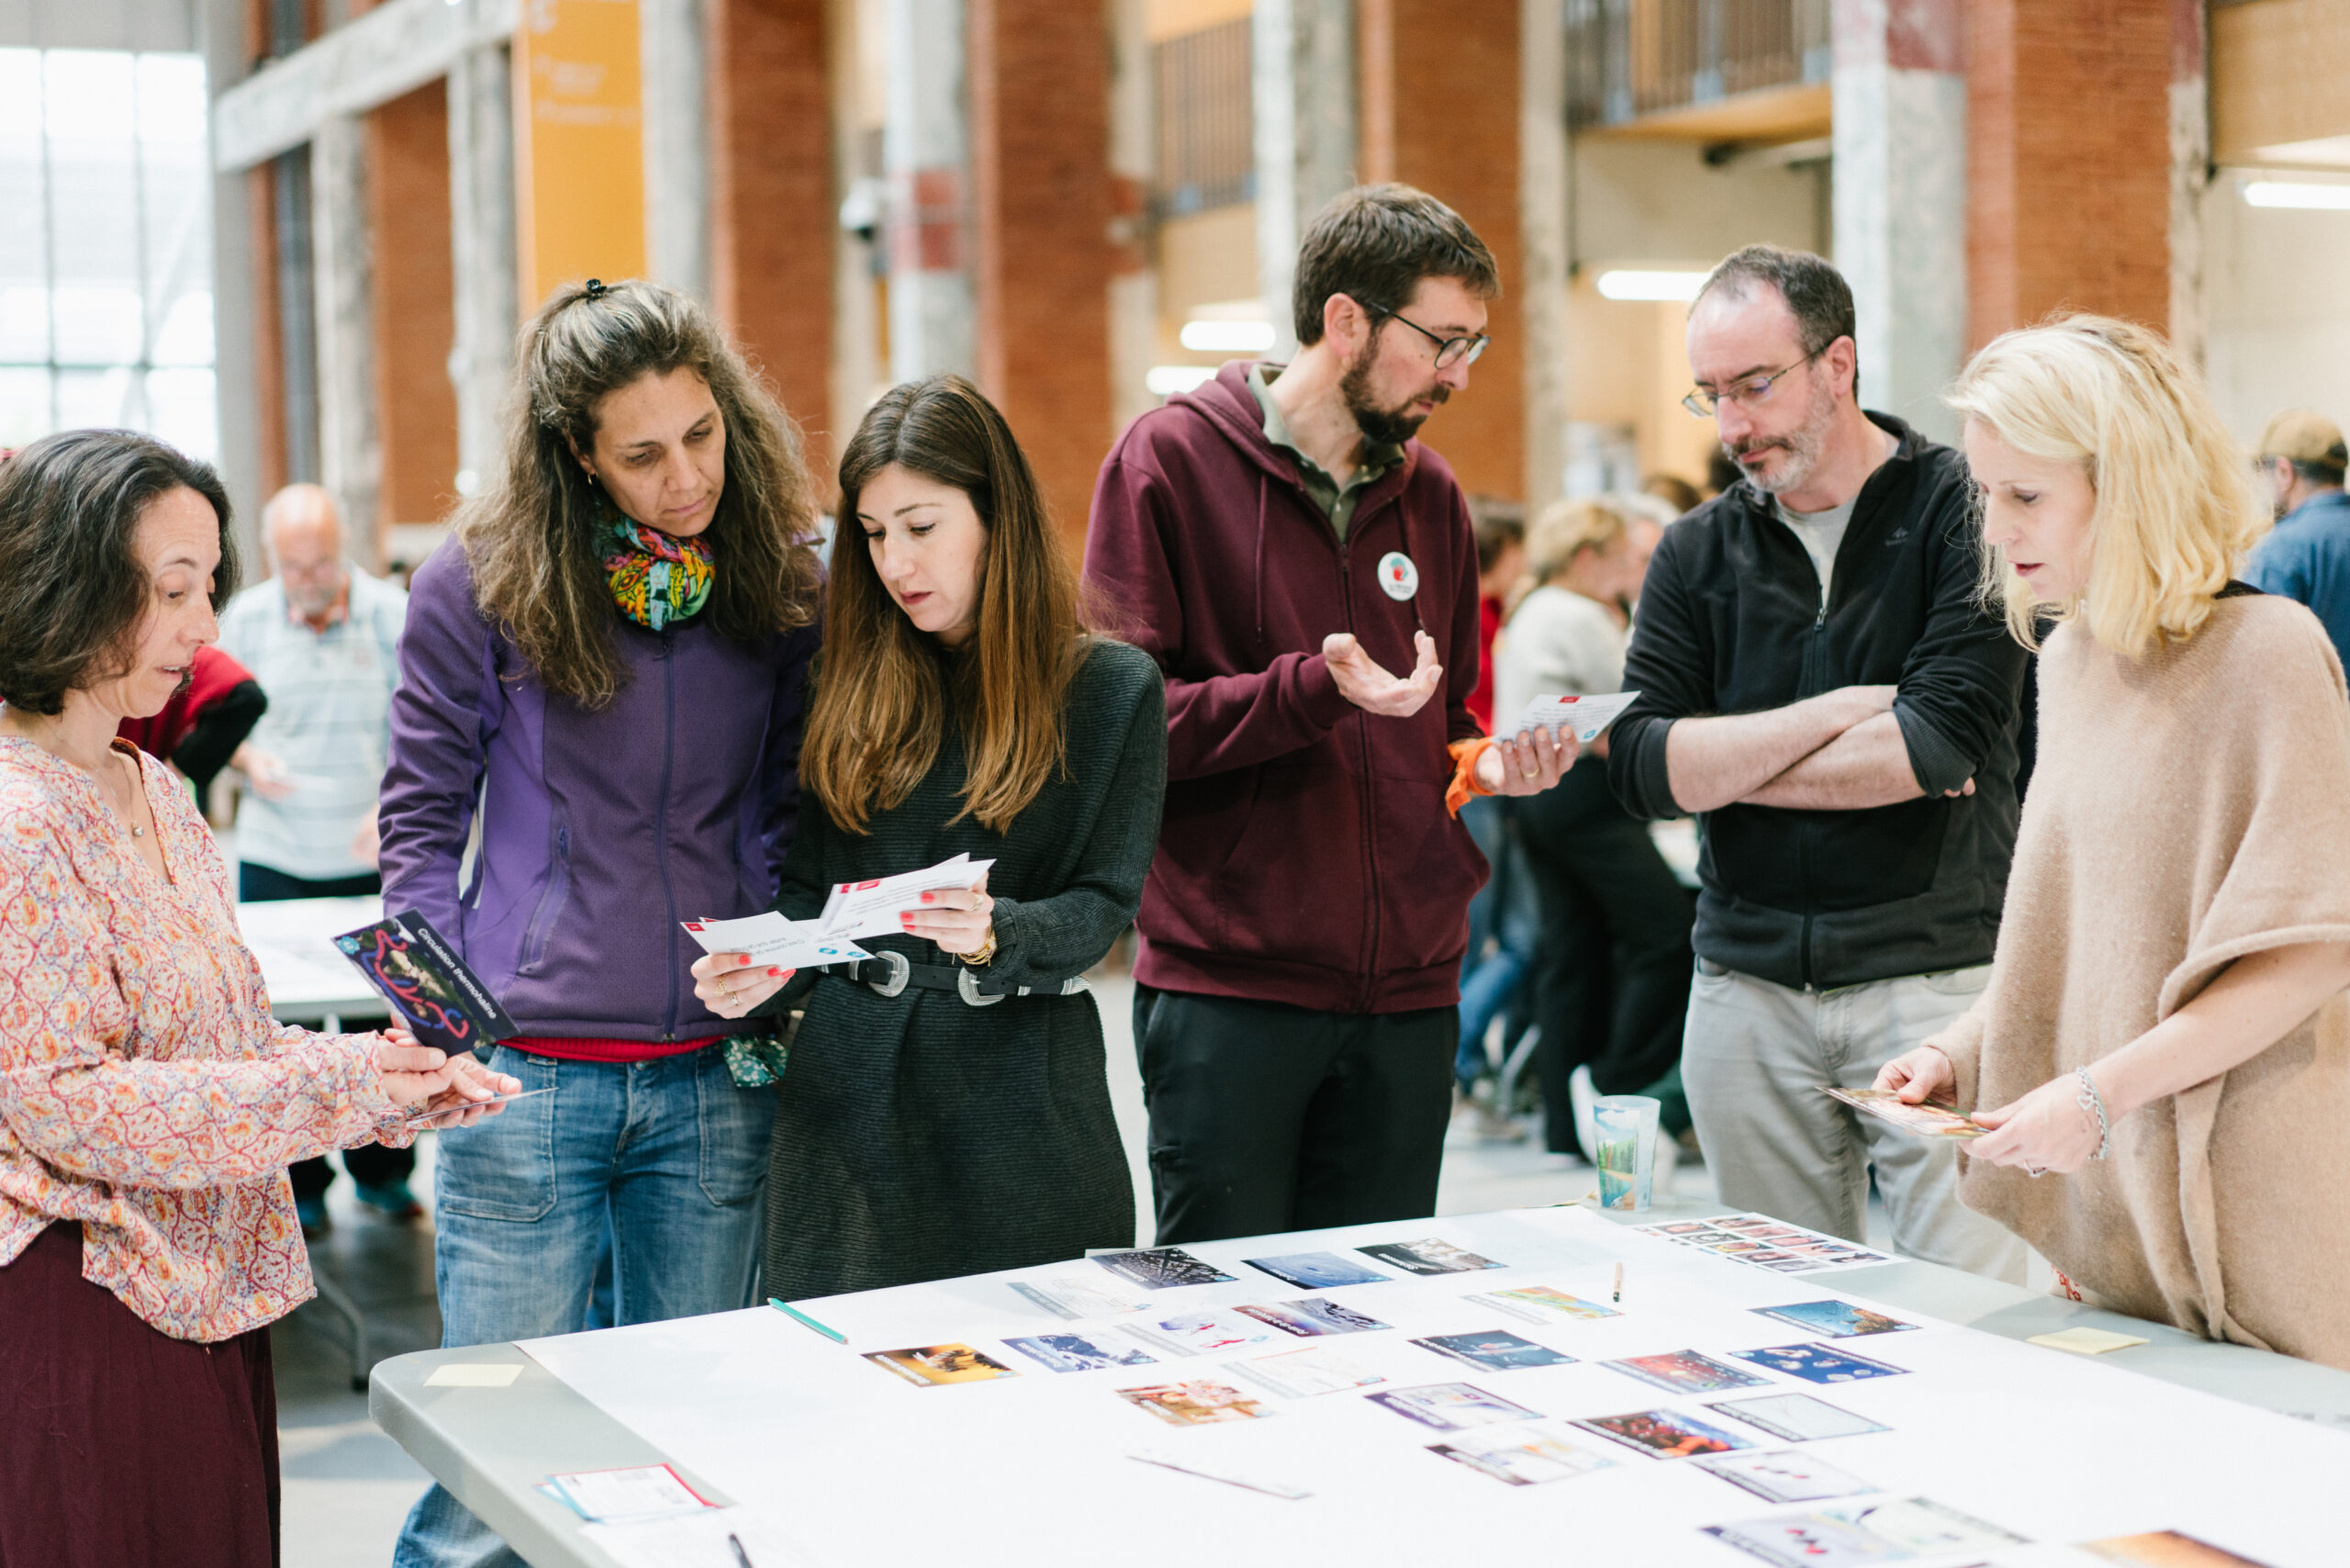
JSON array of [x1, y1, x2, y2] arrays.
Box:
[[1154, 18, 1253, 218], [1567, 0, 1830, 129], [0, 50, 216, 459]]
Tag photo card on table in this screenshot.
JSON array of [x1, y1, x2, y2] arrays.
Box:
[[1124, 1311, 1279, 1358], [1749, 1300, 1919, 1339], [863, 1344, 1020, 1387], [1707, 1393, 1890, 1443], [1235, 1297, 1391, 1337], [1242, 1251, 1393, 1290], [1410, 1330, 1576, 1372], [1000, 1333, 1156, 1374], [1465, 1285, 1621, 1325], [1091, 1248, 1236, 1289], [1694, 1450, 1879, 1506], [1706, 1496, 2026, 1566], [1728, 1343, 1909, 1385], [1572, 1408, 1755, 1461], [1355, 1238, 1505, 1275], [1365, 1382, 1542, 1432], [1225, 1346, 1386, 1399], [1603, 1349, 1774, 1395], [1116, 1380, 1271, 1427], [1427, 1426, 1617, 1487]]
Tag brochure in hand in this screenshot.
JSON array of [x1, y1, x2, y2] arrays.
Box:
[[679, 913, 872, 973], [816, 853, 997, 940], [1820, 1085, 1987, 1140], [1504, 691, 1641, 745], [333, 913, 518, 1057]]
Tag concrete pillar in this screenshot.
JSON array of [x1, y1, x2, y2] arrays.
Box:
[[1106, 0, 1156, 431], [1831, 0, 1966, 444], [1968, 0, 2174, 352], [201, 0, 264, 553], [708, 0, 836, 459], [310, 113, 382, 552], [1357, 0, 1525, 501], [2168, 0, 2210, 366], [1253, 0, 1356, 360], [883, 0, 974, 380], [446, 43, 517, 503], [367, 81, 461, 551], [1519, 0, 1569, 512], [969, 0, 1112, 544], [828, 0, 881, 459], [642, 0, 711, 298]]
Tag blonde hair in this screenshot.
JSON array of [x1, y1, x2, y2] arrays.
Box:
[[1525, 498, 1629, 587], [1946, 315, 2268, 656]]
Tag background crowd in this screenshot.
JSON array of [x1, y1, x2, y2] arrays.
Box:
[[6, 182, 2350, 1568]]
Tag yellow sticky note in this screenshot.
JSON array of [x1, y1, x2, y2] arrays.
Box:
[[425, 1362, 526, 1388], [2027, 1327, 2149, 1355]]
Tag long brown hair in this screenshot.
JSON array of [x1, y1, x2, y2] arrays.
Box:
[[458, 278, 822, 707], [800, 375, 1089, 834]]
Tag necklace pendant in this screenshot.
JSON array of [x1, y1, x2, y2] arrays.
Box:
[[130, 824, 144, 838]]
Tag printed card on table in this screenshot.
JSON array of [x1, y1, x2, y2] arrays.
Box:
[[1234, 1297, 1391, 1338], [1602, 1349, 1774, 1395], [1705, 1496, 2026, 1566], [1365, 1382, 1541, 1432], [1708, 1393, 1890, 1443], [2083, 1530, 2282, 1567], [1506, 689, 1640, 744], [1466, 1284, 1621, 1325], [1243, 1250, 1393, 1290], [1225, 1346, 1386, 1399], [1750, 1300, 1919, 1338], [542, 1463, 713, 1524], [1572, 1407, 1754, 1460], [1695, 1450, 1880, 1506], [1000, 1332, 1155, 1374], [1008, 1274, 1151, 1320], [1091, 1247, 1236, 1289], [815, 853, 996, 940], [863, 1343, 1020, 1387], [1117, 1380, 1271, 1427], [1728, 1342, 1909, 1385], [1411, 1330, 1576, 1373], [1124, 1311, 1281, 1358], [1355, 1238, 1505, 1276], [1427, 1425, 1617, 1487]]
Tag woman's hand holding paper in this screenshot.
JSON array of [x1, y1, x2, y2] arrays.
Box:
[[901, 871, 995, 957], [692, 951, 794, 1019], [1874, 1043, 1957, 1106], [1966, 1073, 2106, 1176]]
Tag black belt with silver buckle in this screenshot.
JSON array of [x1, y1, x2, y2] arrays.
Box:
[[814, 950, 1087, 1007]]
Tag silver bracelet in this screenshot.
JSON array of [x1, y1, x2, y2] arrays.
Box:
[[2074, 1067, 2111, 1161]]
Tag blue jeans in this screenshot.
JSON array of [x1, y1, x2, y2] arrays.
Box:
[[392, 1045, 775, 1568], [1456, 796, 1539, 1084]]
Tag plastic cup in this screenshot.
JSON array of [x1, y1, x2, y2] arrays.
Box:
[[1593, 1094, 1661, 1212]]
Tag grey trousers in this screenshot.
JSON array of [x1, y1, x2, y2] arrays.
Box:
[[1682, 959, 2030, 1283]]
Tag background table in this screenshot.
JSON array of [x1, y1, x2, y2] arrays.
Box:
[[371, 1193, 2350, 1568]]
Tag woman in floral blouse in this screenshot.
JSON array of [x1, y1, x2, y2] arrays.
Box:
[[0, 431, 517, 1567]]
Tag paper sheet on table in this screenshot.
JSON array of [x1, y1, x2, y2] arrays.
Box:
[[681, 913, 873, 971], [545, 1463, 711, 1523], [422, 1361, 525, 1388], [2029, 1326, 2150, 1355], [579, 1506, 819, 1568], [814, 854, 995, 940], [1504, 691, 1639, 744]]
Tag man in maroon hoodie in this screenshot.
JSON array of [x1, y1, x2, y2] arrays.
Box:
[[1085, 185, 1568, 1245]]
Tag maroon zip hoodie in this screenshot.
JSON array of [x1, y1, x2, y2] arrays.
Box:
[[1083, 359, 1487, 1014]]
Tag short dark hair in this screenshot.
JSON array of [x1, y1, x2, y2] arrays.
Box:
[[1467, 496, 1526, 574], [1292, 184, 1500, 347], [1694, 244, 1859, 396], [2291, 456, 2347, 487], [0, 430, 238, 716]]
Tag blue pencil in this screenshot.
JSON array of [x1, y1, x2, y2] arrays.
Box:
[[767, 1297, 846, 1344]]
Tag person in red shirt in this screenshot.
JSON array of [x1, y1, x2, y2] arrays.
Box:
[[115, 642, 265, 799], [1086, 185, 1568, 1245]]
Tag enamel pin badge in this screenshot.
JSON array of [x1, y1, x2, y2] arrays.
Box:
[[1378, 551, 1419, 601]]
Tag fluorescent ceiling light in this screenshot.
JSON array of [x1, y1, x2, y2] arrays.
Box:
[[1596, 269, 1709, 302], [1146, 365, 1217, 397], [1181, 319, 1275, 352], [2243, 180, 2350, 210]]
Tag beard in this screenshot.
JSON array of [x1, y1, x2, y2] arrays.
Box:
[[1725, 373, 1837, 497], [1341, 353, 1447, 448]]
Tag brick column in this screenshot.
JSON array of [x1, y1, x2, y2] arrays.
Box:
[[366, 81, 461, 558], [968, 0, 1113, 549], [1357, 0, 1525, 502], [1968, 0, 2174, 350], [1833, 0, 1966, 442], [708, 0, 838, 467]]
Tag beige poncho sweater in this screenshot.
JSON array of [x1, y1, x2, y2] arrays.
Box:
[[1933, 593, 2350, 1370]]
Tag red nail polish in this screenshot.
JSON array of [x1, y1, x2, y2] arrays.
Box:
[[767, 967, 782, 977], [921, 891, 935, 903]]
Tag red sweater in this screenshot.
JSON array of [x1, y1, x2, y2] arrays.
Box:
[[1083, 361, 1487, 1014]]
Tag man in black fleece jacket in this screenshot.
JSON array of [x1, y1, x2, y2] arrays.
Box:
[[1608, 247, 2029, 1282]]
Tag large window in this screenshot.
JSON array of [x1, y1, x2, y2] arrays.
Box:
[[0, 49, 216, 460]]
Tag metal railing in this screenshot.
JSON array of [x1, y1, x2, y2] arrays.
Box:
[[1567, 0, 1830, 129], [1154, 17, 1253, 218]]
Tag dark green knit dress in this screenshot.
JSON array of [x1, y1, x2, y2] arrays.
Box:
[[757, 637, 1166, 1300]]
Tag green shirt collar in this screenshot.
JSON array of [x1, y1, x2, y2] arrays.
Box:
[[1246, 363, 1404, 540]]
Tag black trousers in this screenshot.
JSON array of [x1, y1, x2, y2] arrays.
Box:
[[238, 866, 415, 1198], [1515, 758, 1695, 1152], [1134, 984, 1457, 1246]]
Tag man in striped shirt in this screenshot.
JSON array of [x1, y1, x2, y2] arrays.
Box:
[[220, 483, 415, 1227]]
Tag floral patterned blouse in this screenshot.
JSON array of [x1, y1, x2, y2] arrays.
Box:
[[0, 736, 406, 1342]]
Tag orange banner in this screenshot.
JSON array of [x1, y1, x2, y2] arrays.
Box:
[[512, 0, 647, 312]]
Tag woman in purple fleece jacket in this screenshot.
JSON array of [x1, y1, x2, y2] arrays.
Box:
[[378, 280, 822, 1568]]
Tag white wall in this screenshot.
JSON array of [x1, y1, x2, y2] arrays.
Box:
[[0, 0, 198, 50], [2201, 169, 2350, 442]]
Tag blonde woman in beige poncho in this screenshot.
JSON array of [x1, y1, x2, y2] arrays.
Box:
[[1874, 316, 2350, 1371]]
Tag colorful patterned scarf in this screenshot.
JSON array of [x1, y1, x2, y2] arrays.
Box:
[[603, 516, 714, 631]]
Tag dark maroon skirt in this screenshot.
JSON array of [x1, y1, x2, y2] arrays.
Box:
[[0, 1223, 280, 1568]]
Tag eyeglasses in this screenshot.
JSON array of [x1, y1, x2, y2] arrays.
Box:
[[1369, 304, 1489, 370], [1682, 349, 1822, 419]]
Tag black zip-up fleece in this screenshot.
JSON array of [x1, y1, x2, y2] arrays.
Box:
[[1608, 413, 2030, 991]]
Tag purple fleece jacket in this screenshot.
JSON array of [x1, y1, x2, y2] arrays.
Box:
[[377, 543, 818, 1043], [1082, 359, 1487, 1014]]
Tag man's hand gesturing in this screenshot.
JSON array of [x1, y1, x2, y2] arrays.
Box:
[[1325, 631, 1443, 719]]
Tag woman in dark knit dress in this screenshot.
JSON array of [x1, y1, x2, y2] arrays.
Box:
[[694, 375, 1166, 1299]]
